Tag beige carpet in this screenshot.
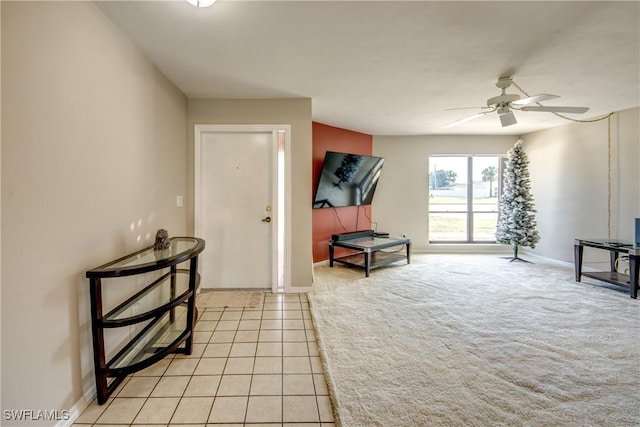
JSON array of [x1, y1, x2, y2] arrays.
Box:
[[197, 290, 265, 308], [309, 254, 640, 427]]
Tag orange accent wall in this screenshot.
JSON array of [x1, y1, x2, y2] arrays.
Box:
[[312, 122, 373, 262]]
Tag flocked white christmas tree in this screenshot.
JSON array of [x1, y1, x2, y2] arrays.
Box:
[[496, 140, 540, 262]]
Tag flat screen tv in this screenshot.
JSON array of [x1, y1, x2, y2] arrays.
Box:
[[313, 151, 384, 209]]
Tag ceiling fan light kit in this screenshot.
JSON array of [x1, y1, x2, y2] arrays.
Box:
[[487, 93, 520, 108], [444, 76, 590, 128], [499, 111, 517, 127]]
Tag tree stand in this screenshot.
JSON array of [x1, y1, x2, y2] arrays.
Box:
[[501, 245, 532, 263]]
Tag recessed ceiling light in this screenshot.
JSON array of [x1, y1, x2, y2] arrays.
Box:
[[186, 0, 217, 7]]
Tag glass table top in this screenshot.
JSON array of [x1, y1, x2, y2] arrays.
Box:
[[87, 237, 205, 277], [576, 238, 639, 253], [332, 236, 409, 249]]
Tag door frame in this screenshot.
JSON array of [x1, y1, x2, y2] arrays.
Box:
[[194, 124, 292, 293]]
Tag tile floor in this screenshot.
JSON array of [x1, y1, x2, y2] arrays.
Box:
[[74, 293, 335, 427]]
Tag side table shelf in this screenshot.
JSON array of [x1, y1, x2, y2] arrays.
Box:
[[103, 269, 197, 326], [108, 303, 189, 372], [574, 238, 639, 299], [86, 237, 205, 404]]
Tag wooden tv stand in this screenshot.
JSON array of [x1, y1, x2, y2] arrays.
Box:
[[329, 230, 411, 277]]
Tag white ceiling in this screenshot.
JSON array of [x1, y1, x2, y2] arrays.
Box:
[[97, 0, 639, 136]]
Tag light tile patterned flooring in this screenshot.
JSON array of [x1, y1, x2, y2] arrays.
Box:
[[74, 293, 335, 427]]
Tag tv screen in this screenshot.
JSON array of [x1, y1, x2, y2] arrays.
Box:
[[313, 151, 384, 209]]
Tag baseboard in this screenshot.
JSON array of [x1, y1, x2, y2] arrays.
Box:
[[59, 327, 141, 427], [313, 260, 330, 267], [420, 244, 512, 254], [55, 384, 96, 427], [286, 287, 312, 294]]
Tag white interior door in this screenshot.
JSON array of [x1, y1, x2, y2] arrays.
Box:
[[196, 128, 275, 290]]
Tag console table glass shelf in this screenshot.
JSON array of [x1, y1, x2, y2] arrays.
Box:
[[109, 304, 189, 371], [103, 269, 193, 325], [86, 237, 205, 404]]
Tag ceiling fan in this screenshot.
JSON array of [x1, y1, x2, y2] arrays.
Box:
[[443, 76, 589, 128]]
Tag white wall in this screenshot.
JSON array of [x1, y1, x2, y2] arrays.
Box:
[[187, 99, 314, 289], [2, 1, 188, 421], [372, 135, 517, 250], [374, 110, 639, 261], [524, 107, 640, 265], [0, 0, 3, 408]]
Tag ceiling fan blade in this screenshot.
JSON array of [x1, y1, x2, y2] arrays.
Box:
[[444, 106, 492, 111], [499, 111, 517, 127], [511, 94, 560, 106], [442, 112, 489, 128], [521, 106, 589, 113]]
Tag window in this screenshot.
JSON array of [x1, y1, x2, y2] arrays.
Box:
[[428, 156, 503, 243]]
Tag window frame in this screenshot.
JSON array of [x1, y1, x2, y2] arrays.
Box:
[[428, 155, 505, 244]]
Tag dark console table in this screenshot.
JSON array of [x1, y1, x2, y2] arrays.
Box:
[[86, 237, 205, 403], [329, 230, 410, 277], [574, 238, 639, 299]]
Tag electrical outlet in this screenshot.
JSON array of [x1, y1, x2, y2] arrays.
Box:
[[176, 195, 184, 208]]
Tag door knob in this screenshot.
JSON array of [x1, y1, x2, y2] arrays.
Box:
[[261, 216, 272, 223]]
